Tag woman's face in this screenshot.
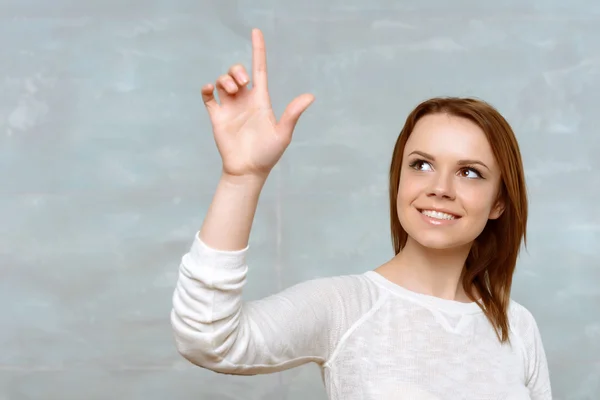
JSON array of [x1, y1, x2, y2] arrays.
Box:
[[397, 113, 504, 250]]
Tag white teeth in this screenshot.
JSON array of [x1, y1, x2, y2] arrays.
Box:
[[421, 209, 456, 220]]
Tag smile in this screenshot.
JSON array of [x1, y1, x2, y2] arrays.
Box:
[[420, 209, 457, 220], [416, 208, 462, 226]]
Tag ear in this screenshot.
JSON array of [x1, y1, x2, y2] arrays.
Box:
[[488, 198, 505, 220]]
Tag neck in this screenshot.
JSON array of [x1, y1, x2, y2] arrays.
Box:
[[383, 237, 475, 302]]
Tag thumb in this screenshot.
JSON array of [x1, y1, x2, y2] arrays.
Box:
[[277, 93, 315, 137]]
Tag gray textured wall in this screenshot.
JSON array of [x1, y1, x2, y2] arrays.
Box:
[[1, 0, 599, 399]]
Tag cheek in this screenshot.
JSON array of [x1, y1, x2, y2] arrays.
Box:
[[397, 170, 424, 202], [458, 182, 497, 215], [396, 174, 423, 224]]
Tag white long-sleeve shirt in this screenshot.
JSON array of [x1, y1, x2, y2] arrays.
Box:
[[171, 233, 552, 400]]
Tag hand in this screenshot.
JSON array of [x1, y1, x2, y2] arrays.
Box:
[[201, 28, 315, 179]]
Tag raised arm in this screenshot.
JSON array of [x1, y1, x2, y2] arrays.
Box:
[[197, 28, 313, 251], [170, 28, 324, 374]]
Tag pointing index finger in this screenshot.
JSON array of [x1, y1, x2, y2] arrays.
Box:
[[251, 28, 268, 90]]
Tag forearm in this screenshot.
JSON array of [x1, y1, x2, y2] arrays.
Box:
[[199, 172, 267, 251]]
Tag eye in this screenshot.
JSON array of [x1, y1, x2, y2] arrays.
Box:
[[409, 159, 433, 171], [459, 167, 483, 179]]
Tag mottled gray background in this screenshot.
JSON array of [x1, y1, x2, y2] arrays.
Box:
[[1, 0, 599, 399]]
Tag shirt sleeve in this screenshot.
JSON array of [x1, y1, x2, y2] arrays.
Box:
[[170, 232, 360, 375], [521, 308, 553, 400]]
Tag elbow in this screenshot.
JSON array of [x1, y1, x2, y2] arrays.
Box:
[[174, 337, 222, 368], [174, 339, 202, 366], [172, 327, 255, 376], [170, 311, 258, 376], [170, 309, 223, 369]]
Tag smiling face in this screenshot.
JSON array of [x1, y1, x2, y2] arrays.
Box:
[[396, 113, 505, 250]]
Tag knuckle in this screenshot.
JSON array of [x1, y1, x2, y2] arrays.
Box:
[[216, 74, 232, 86], [229, 64, 243, 73]]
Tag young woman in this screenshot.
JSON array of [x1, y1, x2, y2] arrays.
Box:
[[170, 29, 552, 400]]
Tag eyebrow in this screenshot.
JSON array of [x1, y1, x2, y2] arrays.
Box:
[[408, 150, 491, 171]]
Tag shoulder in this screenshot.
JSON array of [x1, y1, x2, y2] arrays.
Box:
[[507, 301, 552, 395], [507, 299, 540, 333], [267, 272, 387, 356], [280, 271, 384, 307], [507, 299, 546, 353], [268, 272, 387, 334]]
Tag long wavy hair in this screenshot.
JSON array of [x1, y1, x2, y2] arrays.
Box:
[[389, 97, 528, 343]]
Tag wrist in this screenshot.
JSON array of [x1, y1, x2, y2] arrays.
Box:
[[220, 171, 268, 189]]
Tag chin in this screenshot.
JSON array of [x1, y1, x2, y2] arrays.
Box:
[[408, 232, 472, 251]]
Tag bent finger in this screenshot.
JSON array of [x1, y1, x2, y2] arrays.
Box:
[[201, 83, 219, 113], [229, 64, 250, 87], [216, 74, 240, 99]]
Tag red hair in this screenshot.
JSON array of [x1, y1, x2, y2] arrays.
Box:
[[389, 97, 528, 342]]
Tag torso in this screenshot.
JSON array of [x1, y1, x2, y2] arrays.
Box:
[[321, 271, 532, 400]]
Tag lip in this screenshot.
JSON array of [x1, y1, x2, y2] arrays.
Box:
[[416, 207, 462, 226], [416, 207, 462, 218]]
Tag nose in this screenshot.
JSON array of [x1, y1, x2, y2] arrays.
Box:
[[427, 171, 456, 200]]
